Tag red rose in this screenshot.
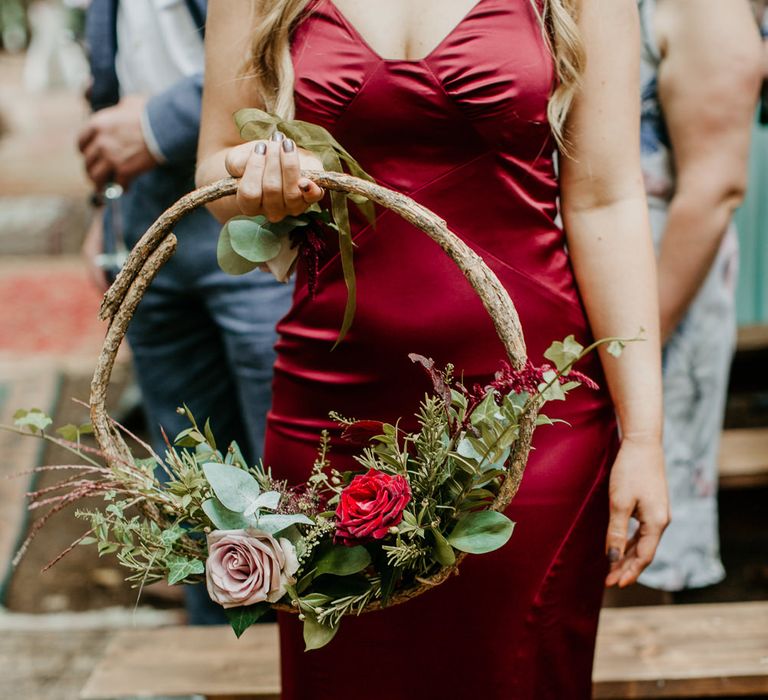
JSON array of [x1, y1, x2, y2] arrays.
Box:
[[335, 470, 411, 546]]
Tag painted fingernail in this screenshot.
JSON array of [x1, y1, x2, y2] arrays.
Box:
[[271, 131, 285, 142], [254, 142, 267, 155], [607, 547, 621, 564], [282, 138, 295, 153]]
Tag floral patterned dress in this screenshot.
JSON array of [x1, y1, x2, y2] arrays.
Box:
[[637, 0, 735, 591]]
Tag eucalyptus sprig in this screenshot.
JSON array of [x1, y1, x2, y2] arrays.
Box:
[[233, 108, 378, 344]]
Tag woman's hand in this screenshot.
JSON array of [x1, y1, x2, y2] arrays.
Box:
[[224, 131, 325, 222], [605, 437, 670, 587]]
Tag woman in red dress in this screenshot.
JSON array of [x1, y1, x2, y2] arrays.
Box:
[[197, 1, 669, 697]]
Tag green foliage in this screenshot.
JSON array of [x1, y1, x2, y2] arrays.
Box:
[[225, 603, 270, 638], [447, 511, 515, 554], [233, 108, 377, 344], [167, 555, 205, 585], [313, 545, 371, 577], [302, 613, 339, 651], [543, 334, 584, 373], [13, 408, 52, 433]]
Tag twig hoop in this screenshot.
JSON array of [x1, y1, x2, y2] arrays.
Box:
[[89, 172, 540, 611]]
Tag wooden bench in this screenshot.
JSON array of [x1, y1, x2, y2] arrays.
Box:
[[80, 601, 768, 699], [736, 324, 768, 354], [719, 427, 768, 489]]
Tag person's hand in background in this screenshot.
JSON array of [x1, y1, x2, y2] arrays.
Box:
[[77, 95, 157, 189], [81, 210, 109, 293]]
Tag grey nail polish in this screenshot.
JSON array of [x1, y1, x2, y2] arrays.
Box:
[[271, 131, 285, 142], [282, 138, 295, 153], [254, 142, 267, 155], [607, 547, 621, 564]]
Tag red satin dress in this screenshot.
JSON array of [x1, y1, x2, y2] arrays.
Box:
[[263, 1, 619, 698]]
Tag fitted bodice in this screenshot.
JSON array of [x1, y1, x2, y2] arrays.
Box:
[[288, 0, 583, 308]]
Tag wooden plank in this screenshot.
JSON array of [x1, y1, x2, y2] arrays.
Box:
[[80, 624, 280, 700], [719, 428, 768, 489], [82, 602, 768, 699], [736, 325, 768, 353], [593, 602, 768, 698]]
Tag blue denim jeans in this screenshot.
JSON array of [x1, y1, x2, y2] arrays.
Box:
[[111, 171, 294, 623]]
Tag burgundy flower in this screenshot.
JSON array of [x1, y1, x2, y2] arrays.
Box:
[[335, 470, 411, 546], [341, 420, 386, 447], [485, 360, 599, 399]]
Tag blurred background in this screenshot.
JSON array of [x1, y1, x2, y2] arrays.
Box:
[[0, 1, 766, 699]]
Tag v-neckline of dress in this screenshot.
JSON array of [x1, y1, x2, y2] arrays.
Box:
[[325, 0, 489, 64]]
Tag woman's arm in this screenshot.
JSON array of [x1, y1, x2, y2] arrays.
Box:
[[560, 0, 668, 587], [196, 0, 323, 223], [654, 0, 761, 341]]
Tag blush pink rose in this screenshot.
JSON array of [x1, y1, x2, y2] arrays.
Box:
[[205, 529, 299, 608]]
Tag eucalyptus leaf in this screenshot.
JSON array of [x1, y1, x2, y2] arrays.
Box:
[[248, 490, 281, 514], [203, 462, 261, 513], [448, 511, 515, 554], [255, 513, 315, 535], [227, 216, 283, 263], [202, 498, 257, 530], [225, 603, 270, 638], [303, 613, 339, 651], [314, 545, 371, 577], [217, 222, 259, 275]]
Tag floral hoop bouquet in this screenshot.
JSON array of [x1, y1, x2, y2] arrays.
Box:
[[10, 113, 630, 651]]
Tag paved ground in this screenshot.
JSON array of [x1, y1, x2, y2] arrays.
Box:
[[0, 51, 187, 699]]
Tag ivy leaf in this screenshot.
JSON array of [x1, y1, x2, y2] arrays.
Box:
[[303, 613, 339, 651], [313, 544, 371, 576], [543, 334, 584, 373], [13, 408, 52, 433], [607, 339, 626, 358], [539, 369, 567, 402], [202, 498, 256, 530], [167, 555, 204, 585], [203, 463, 261, 513], [448, 511, 515, 554], [225, 603, 270, 638], [55, 423, 80, 442]]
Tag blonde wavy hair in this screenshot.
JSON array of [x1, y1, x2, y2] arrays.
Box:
[[247, 0, 584, 149]]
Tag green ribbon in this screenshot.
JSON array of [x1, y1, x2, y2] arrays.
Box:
[[235, 109, 377, 346]]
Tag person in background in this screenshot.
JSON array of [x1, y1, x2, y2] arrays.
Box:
[[78, 0, 293, 622], [636, 0, 761, 593]]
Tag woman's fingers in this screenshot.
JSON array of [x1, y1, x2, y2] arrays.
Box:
[[225, 141, 258, 177], [604, 496, 631, 586], [233, 132, 325, 219], [298, 177, 325, 204], [605, 500, 669, 588], [261, 133, 287, 222], [237, 142, 267, 216], [280, 138, 306, 216]]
